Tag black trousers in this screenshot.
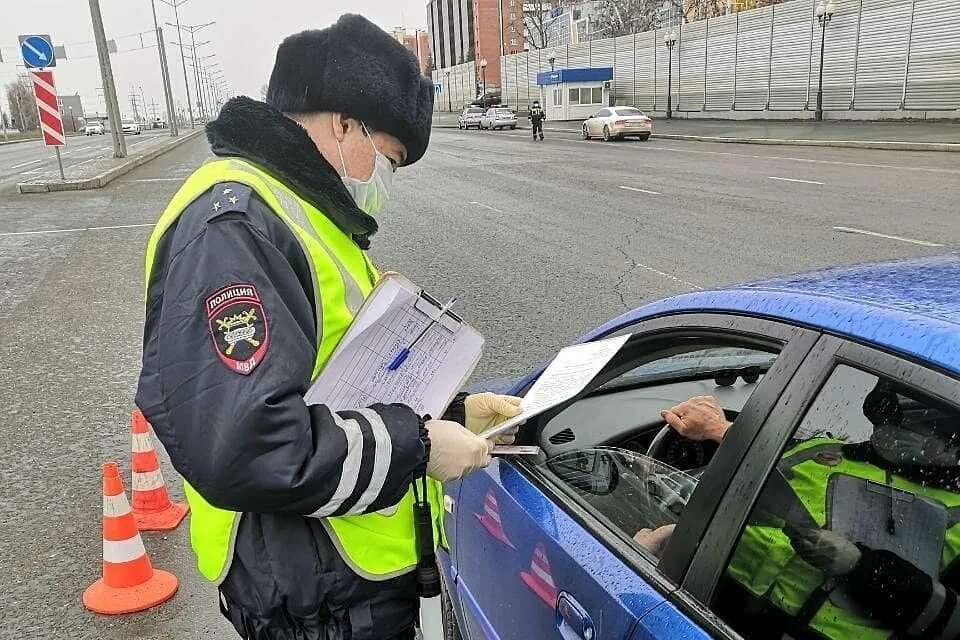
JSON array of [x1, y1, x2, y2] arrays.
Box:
[[532, 121, 543, 138]]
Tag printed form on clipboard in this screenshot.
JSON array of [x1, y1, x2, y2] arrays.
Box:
[[304, 274, 484, 418]]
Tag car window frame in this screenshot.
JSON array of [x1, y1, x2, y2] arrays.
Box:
[[507, 312, 819, 589], [674, 333, 960, 636]]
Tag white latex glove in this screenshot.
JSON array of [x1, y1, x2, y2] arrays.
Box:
[[465, 393, 523, 444], [425, 419, 494, 482]]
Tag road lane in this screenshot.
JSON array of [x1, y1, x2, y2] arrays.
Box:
[[1, 129, 958, 639]]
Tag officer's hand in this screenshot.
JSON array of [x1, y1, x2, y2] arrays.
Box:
[[465, 393, 523, 444], [785, 526, 862, 576], [425, 419, 494, 482], [661, 396, 731, 443]]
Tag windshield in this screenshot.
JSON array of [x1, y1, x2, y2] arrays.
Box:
[[496, 109, 513, 114], [615, 108, 645, 116], [467, 108, 483, 114], [599, 347, 777, 391]]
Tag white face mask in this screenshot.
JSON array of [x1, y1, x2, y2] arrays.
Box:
[[336, 122, 394, 215]]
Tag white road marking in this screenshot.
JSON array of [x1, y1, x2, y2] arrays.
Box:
[[73, 157, 102, 166], [618, 185, 661, 195], [769, 176, 823, 185], [832, 226, 945, 247], [0, 223, 154, 238], [131, 177, 184, 182], [457, 130, 959, 175], [10, 159, 43, 169], [470, 201, 503, 213]]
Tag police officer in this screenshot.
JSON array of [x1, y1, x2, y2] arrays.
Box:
[[137, 14, 521, 640], [529, 100, 545, 140], [658, 391, 960, 640]]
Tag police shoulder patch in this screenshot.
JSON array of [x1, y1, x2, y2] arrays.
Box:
[[207, 182, 252, 220], [206, 283, 268, 375]]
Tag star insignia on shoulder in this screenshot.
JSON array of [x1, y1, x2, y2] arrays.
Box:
[[228, 195, 239, 205], [222, 188, 232, 195], [212, 201, 222, 212]]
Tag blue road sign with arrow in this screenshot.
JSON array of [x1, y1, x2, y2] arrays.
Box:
[[19, 34, 56, 69]]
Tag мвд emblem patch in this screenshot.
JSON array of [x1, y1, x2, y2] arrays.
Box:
[[206, 283, 268, 375]]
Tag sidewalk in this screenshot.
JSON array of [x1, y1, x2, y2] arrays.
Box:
[[17, 128, 204, 193], [432, 112, 960, 152]]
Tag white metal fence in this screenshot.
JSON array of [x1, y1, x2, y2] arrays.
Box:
[[434, 0, 960, 115]]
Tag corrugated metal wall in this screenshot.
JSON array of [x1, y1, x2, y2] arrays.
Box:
[[436, 0, 960, 115]]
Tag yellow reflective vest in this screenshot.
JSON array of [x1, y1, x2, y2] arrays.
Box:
[[727, 438, 960, 639], [144, 157, 445, 584]]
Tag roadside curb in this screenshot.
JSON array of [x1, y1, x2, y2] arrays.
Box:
[[432, 123, 959, 152], [16, 129, 205, 194]]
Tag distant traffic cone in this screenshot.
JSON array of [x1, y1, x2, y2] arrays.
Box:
[[83, 461, 178, 615], [130, 410, 187, 531], [474, 489, 516, 549], [520, 542, 558, 607]]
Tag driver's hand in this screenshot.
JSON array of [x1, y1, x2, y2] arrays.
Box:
[[633, 524, 676, 555], [661, 396, 732, 443]]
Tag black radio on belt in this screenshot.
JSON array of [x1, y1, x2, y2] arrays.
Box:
[[413, 473, 441, 598]]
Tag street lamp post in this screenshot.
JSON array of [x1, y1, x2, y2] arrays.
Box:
[[664, 31, 678, 119], [445, 70, 452, 112], [159, 0, 196, 128], [479, 58, 488, 97], [814, 0, 836, 121], [68, 105, 76, 132]]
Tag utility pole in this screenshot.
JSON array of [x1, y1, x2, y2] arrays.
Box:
[[160, 0, 195, 128], [129, 90, 140, 121], [88, 0, 127, 157], [150, 0, 178, 135]]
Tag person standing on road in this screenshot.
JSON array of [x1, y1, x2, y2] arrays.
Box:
[[529, 100, 545, 140], [137, 14, 521, 640]]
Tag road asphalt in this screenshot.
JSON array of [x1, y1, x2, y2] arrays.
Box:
[[434, 111, 960, 144], [0, 127, 957, 639]]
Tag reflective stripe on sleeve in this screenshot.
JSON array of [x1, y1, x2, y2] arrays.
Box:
[[345, 409, 394, 515], [308, 415, 364, 518]]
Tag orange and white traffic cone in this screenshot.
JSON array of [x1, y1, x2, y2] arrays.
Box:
[[520, 541, 558, 607], [474, 489, 516, 549], [83, 461, 178, 615], [130, 410, 187, 531]]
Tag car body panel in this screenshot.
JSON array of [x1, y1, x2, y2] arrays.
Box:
[[121, 121, 141, 134], [459, 107, 485, 129], [481, 108, 518, 130], [453, 460, 666, 640], [584, 108, 652, 139], [448, 254, 960, 640]]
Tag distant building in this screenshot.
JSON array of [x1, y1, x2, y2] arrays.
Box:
[[56, 94, 84, 132], [473, 0, 526, 91], [391, 27, 432, 73], [427, 0, 475, 69]]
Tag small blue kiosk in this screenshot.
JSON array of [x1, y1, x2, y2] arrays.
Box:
[[536, 67, 613, 121]]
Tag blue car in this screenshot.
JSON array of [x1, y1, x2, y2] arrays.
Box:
[[438, 255, 960, 640]]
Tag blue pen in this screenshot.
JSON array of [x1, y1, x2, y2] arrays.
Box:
[[387, 296, 457, 371]]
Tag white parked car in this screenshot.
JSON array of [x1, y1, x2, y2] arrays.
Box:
[[121, 120, 141, 135], [84, 121, 105, 135], [480, 107, 517, 131], [582, 107, 652, 141]]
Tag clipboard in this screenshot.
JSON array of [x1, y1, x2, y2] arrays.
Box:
[[303, 274, 484, 418]]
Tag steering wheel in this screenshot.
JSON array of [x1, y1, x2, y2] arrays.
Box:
[[646, 423, 715, 471]]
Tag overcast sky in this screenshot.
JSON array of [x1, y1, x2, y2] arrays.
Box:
[[1, 0, 430, 121]]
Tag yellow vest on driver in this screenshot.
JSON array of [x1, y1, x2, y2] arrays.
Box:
[[144, 157, 445, 584], [727, 438, 960, 640]]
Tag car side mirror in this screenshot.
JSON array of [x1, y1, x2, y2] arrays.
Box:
[[547, 450, 620, 496]]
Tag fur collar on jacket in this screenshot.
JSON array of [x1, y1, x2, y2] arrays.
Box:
[[206, 96, 377, 248]]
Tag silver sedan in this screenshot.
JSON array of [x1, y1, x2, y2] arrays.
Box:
[[582, 107, 652, 141], [480, 107, 517, 131]]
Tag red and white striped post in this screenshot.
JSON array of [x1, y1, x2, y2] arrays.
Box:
[[29, 69, 66, 179]]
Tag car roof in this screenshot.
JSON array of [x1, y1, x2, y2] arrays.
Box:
[[585, 254, 960, 376]]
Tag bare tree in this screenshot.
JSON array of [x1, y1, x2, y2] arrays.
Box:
[[522, 0, 555, 50], [593, 0, 662, 38], [5, 76, 38, 131]]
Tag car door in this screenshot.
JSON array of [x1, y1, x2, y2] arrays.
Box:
[[588, 110, 606, 137], [652, 334, 960, 640], [450, 313, 819, 640]]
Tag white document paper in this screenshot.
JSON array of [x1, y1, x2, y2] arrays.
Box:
[[480, 333, 630, 439], [303, 275, 484, 418]]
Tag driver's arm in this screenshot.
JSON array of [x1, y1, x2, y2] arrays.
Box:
[[661, 396, 732, 443]]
